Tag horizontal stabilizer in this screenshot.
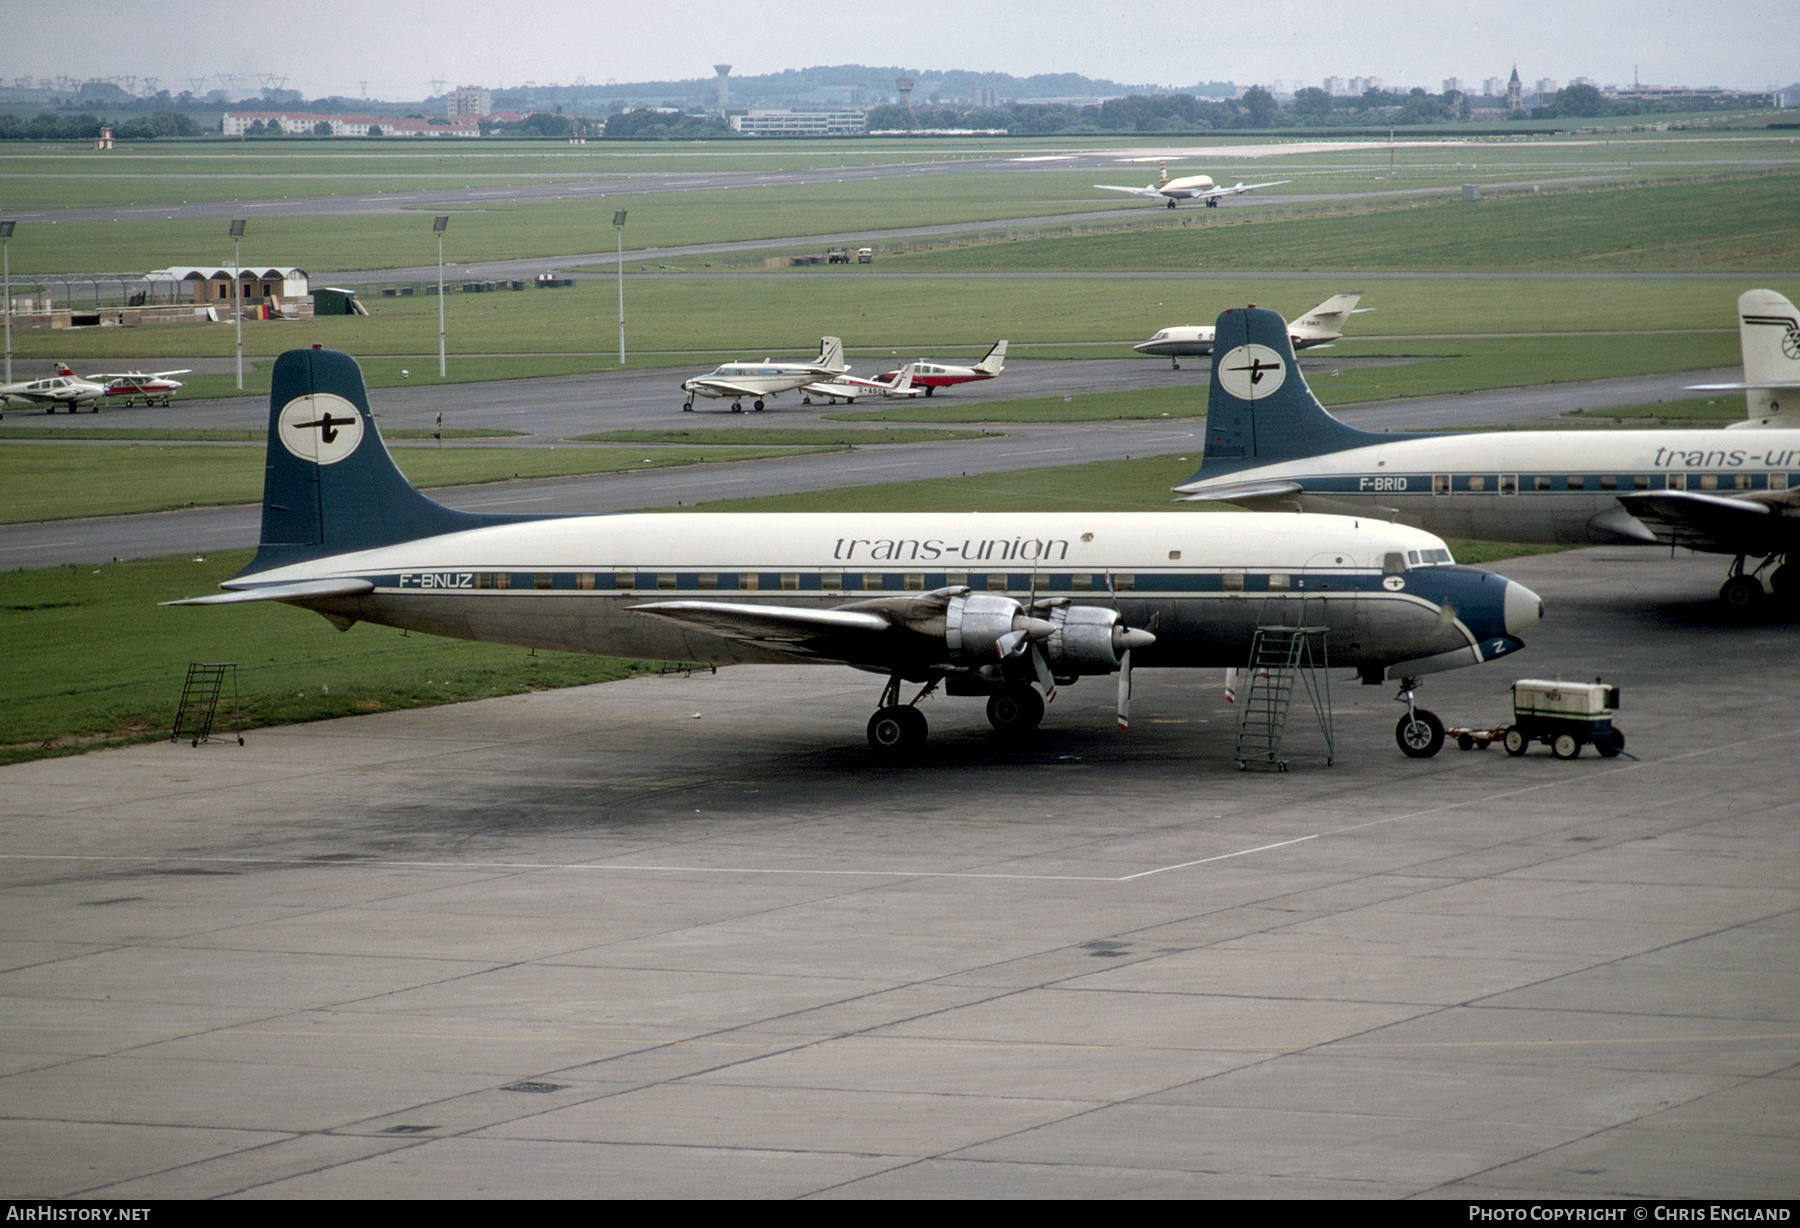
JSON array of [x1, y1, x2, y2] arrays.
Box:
[[1174, 478, 1304, 504], [164, 578, 375, 607]]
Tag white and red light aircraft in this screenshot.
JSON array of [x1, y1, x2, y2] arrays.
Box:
[[876, 341, 1006, 397]]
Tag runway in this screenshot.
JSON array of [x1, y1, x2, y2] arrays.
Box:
[[1, 547, 1794, 1198]]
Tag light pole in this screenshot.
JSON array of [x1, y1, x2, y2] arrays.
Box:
[[1, 221, 15, 385], [229, 219, 246, 390], [433, 216, 449, 377], [613, 210, 627, 365]]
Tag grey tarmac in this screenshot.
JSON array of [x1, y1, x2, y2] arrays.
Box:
[[1, 547, 1795, 1198]]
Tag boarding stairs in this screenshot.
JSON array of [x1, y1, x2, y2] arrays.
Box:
[[171, 662, 243, 747], [1232, 626, 1334, 771]]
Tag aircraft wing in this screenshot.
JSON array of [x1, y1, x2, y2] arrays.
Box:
[[1093, 184, 1162, 198], [1202, 180, 1290, 199], [627, 600, 895, 653], [1617, 489, 1800, 556], [683, 379, 775, 399]]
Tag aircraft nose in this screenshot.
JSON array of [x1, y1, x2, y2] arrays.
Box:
[[1503, 579, 1544, 637]]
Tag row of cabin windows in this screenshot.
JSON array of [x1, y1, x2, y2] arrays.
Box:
[[1429, 473, 1776, 494], [460, 571, 1143, 593]]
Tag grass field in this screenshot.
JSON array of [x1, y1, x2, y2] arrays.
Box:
[[0, 440, 838, 523], [0, 550, 657, 764], [881, 174, 1800, 274]]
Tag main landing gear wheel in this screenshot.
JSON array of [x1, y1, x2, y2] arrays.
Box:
[[867, 705, 927, 756], [922, 386, 934, 397], [1771, 563, 1796, 602], [1551, 732, 1583, 760], [985, 686, 1045, 737], [1720, 574, 1764, 610], [1503, 726, 1528, 756], [730, 402, 744, 413], [1395, 709, 1445, 758], [753, 399, 765, 412]]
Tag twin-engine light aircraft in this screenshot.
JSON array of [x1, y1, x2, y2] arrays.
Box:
[[173, 346, 1541, 757], [0, 368, 109, 412], [1134, 293, 1368, 369], [681, 337, 847, 412], [875, 341, 1006, 396], [1174, 291, 1800, 609], [1094, 163, 1288, 209]]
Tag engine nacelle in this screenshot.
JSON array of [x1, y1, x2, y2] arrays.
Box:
[[1038, 602, 1157, 674], [944, 591, 1052, 661]]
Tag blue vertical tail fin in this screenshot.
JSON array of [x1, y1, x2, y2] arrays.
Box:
[[238, 348, 536, 577], [1189, 306, 1389, 480]]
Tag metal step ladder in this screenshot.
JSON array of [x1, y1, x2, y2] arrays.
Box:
[[171, 662, 243, 747], [1233, 626, 1334, 771]]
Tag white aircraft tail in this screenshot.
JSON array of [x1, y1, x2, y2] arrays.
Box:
[[1738, 289, 1800, 427], [1287, 293, 1365, 344], [975, 340, 1008, 375], [1709, 290, 1800, 429], [886, 363, 916, 395], [818, 336, 847, 374]]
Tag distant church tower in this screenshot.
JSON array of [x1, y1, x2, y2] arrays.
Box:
[[1506, 65, 1523, 113]]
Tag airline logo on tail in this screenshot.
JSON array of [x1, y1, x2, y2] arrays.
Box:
[[279, 393, 364, 465], [1743, 311, 1800, 360], [1218, 345, 1287, 401]]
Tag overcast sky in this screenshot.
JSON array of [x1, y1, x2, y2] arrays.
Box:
[[4, 0, 1791, 101]]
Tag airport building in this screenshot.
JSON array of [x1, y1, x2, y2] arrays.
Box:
[[727, 108, 867, 136], [222, 112, 481, 138]]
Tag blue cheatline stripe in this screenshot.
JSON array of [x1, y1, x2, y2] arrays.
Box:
[[361, 568, 1435, 598]]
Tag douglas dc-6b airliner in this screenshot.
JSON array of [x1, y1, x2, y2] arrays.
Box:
[[173, 346, 1542, 758], [1175, 292, 1800, 610]]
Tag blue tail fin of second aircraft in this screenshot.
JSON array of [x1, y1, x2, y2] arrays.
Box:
[[1193, 306, 1388, 477], [239, 348, 544, 576]]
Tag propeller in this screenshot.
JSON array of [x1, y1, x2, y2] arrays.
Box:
[[1117, 649, 1133, 729], [1102, 575, 1158, 730], [1030, 642, 1058, 703], [1113, 624, 1156, 729]]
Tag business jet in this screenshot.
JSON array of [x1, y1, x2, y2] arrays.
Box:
[[171, 346, 1542, 758], [1134, 293, 1368, 369], [1094, 163, 1289, 209], [876, 341, 1006, 396], [801, 362, 922, 405], [1173, 292, 1800, 609], [681, 337, 848, 412], [0, 368, 110, 412]]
